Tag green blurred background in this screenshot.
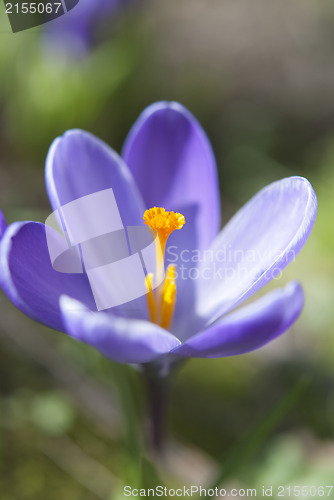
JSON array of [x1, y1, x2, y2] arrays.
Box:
[[0, 0, 334, 498]]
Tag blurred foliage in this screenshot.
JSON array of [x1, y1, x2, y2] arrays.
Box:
[[1, 0, 334, 499]]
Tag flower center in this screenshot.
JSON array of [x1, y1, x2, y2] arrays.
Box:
[[143, 207, 185, 329]]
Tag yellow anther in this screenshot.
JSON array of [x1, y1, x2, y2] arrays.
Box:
[[162, 264, 176, 292], [161, 265, 177, 329], [145, 273, 157, 324]]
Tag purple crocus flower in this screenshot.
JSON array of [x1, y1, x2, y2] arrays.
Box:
[[0, 102, 317, 369], [45, 0, 131, 56]]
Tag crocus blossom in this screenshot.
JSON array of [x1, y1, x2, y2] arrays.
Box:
[[44, 0, 132, 56], [0, 102, 317, 368]]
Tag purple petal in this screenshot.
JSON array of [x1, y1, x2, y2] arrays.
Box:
[[122, 101, 221, 252], [0, 222, 96, 331], [123, 102, 221, 335], [196, 177, 317, 324], [172, 282, 304, 358], [60, 296, 181, 364], [44, 0, 129, 56], [45, 129, 145, 227], [0, 209, 7, 239], [45, 6, 93, 55]]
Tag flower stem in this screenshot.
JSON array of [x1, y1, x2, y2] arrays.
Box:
[[145, 371, 170, 455]]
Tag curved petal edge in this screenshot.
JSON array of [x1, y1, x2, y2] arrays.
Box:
[[45, 128, 145, 227], [122, 101, 221, 250], [173, 281, 304, 358], [60, 296, 181, 364], [0, 221, 95, 331], [197, 176, 317, 324], [0, 209, 7, 239]]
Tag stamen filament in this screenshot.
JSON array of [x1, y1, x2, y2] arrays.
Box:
[[153, 232, 165, 292], [145, 273, 157, 324]]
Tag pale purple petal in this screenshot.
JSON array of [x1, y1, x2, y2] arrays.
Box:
[[173, 282, 303, 358], [0, 209, 7, 239], [122, 101, 221, 252], [45, 129, 145, 227], [0, 222, 96, 331], [195, 177, 317, 325], [123, 102, 221, 333], [44, 0, 130, 56], [60, 296, 181, 364], [166, 213, 199, 339]]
